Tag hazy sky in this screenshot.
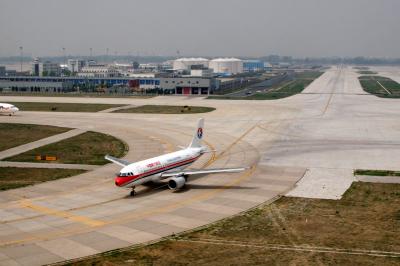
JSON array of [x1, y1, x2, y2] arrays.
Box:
[[0, 0, 399, 58]]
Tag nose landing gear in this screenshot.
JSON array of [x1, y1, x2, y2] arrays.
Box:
[[130, 187, 136, 197]]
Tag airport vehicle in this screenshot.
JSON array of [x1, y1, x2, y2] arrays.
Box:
[[0, 103, 19, 116], [106, 118, 246, 196]]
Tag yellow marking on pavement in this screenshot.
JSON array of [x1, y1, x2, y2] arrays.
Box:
[[201, 139, 217, 168], [1, 165, 257, 247], [0, 125, 259, 247], [205, 124, 258, 165], [158, 138, 174, 153], [19, 200, 105, 227], [107, 164, 257, 225], [322, 69, 341, 115]]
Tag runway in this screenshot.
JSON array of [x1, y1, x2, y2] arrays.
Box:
[[0, 66, 399, 265]]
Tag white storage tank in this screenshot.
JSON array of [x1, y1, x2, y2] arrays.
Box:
[[209, 58, 243, 74], [173, 58, 209, 71]]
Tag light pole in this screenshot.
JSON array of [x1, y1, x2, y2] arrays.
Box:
[[19, 46, 23, 74], [62, 47, 66, 75], [62, 47, 66, 65]]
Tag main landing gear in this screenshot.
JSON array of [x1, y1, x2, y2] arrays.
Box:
[[130, 187, 136, 197]]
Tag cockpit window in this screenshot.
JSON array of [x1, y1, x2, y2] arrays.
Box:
[[119, 172, 134, 177]]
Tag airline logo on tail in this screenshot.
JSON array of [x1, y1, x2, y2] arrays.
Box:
[[197, 128, 203, 139]]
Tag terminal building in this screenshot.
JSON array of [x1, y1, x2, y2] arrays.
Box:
[[160, 77, 215, 95], [0, 76, 217, 95]]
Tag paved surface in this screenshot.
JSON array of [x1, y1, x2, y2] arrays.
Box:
[[0, 66, 399, 265], [286, 167, 355, 199], [0, 161, 99, 170], [0, 129, 86, 160]]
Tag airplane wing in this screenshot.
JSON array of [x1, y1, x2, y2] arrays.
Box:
[[161, 167, 247, 178], [105, 154, 131, 167]]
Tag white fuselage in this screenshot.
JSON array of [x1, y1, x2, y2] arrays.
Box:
[[0, 103, 19, 115], [115, 147, 203, 188]]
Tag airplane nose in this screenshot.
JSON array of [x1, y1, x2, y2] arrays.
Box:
[[14, 107, 19, 112], [115, 177, 124, 187]]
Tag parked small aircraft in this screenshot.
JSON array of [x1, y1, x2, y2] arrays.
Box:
[[0, 103, 19, 116]]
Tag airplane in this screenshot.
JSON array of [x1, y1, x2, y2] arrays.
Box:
[[105, 118, 247, 196], [0, 103, 19, 116]]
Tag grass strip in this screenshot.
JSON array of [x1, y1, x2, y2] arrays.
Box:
[[0, 167, 85, 191], [113, 105, 215, 114], [0, 123, 70, 151], [4, 131, 127, 165], [358, 76, 400, 98], [354, 169, 400, 177], [6, 102, 125, 112]]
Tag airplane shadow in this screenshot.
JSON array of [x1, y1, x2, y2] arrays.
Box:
[[122, 182, 255, 198], [181, 184, 256, 191]]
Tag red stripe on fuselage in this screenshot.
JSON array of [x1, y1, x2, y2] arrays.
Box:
[[115, 155, 200, 187]]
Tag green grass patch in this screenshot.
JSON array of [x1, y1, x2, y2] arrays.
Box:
[[358, 76, 400, 98], [208, 71, 323, 100], [4, 131, 127, 165], [0, 167, 85, 191], [6, 102, 125, 112], [354, 169, 400, 176], [294, 71, 324, 79], [246, 79, 313, 100], [113, 105, 215, 114], [353, 66, 369, 70], [68, 182, 400, 265], [0, 123, 70, 151], [357, 71, 377, 75]]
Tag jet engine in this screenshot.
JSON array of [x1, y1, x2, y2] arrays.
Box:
[[168, 176, 186, 190]]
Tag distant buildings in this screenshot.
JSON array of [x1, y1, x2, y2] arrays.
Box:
[[40, 61, 62, 76], [190, 68, 214, 78], [209, 58, 243, 74], [173, 57, 245, 75], [173, 58, 209, 71], [0, 66, 5, 76], [67, 59, 86, 73], [243, 60, 264, 72], [78, 64, 119, 78], [0, 76, 217, 95], [0, 55, 274, 95]]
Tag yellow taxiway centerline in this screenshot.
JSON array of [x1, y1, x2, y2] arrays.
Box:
[[19, 199, 105, 227]]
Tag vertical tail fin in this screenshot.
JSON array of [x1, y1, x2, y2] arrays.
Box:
[[188, 118, 204, 148]]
